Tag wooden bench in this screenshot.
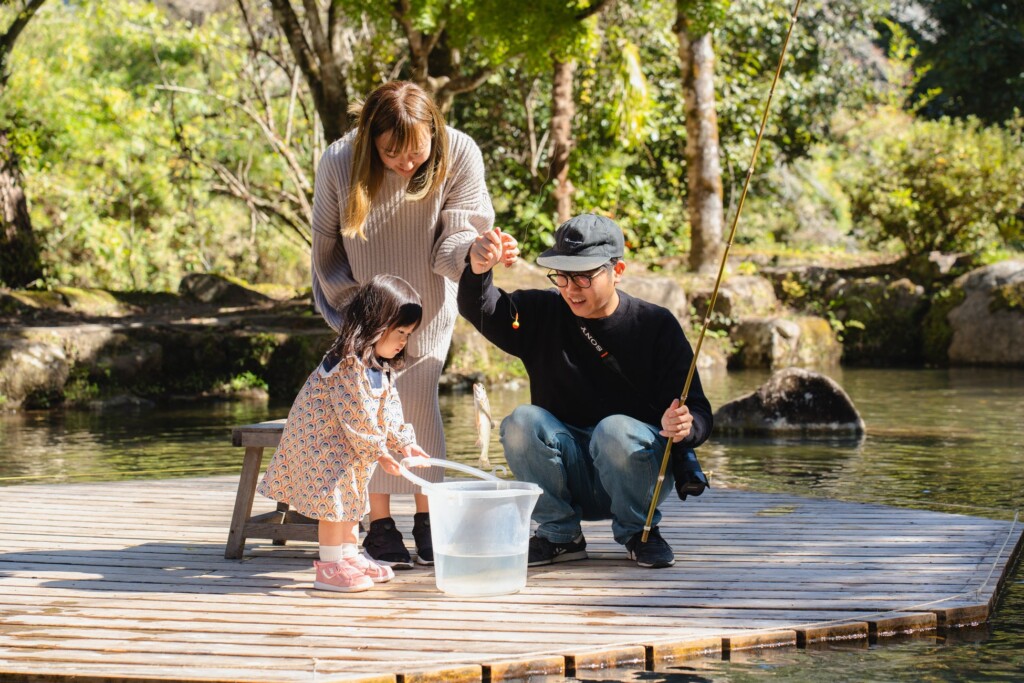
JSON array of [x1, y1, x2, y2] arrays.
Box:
[[225, 419, 318, 559]]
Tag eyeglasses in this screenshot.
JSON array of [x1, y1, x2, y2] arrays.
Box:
[[546, 264, 612, 289]]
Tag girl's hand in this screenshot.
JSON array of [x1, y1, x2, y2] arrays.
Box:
[[377, 452, 402, 476], [468, 227, 505, 274], [659, 398, 693, 443], [499, 230, 519, 268], [401, 443, 431, 461]]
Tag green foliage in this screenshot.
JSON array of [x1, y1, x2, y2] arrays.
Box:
[[838, 110, 1024, 258], [991, 281, 1024, 314], [63, 365, 102, 405], [0, 1, 308, 290], [714, 0, 886, 168], [907, 0, 1024, 124], [677, 0, 730, 36], [1, 0, 1018, 296], [223, 371, 269, 393]]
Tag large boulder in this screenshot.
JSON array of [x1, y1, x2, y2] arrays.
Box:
[[714, 367, 865, 435], [178, 273, 293, 307], [691, 275, 778, 321], [0, 326, 121, 408], [0, 337, 69, 409], [947, 260, 1024, 365], [826, 276, 928, 365], [619, 275, 689, 322], [729, 315, 841, 369]]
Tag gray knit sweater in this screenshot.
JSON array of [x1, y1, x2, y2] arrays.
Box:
[[311, 127, 495, 358]]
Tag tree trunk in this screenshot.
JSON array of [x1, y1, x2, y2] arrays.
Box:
[[0, 129, 42, 287], [549, 58, 576, 225], [678, 28, 724, 273], [265, 0, 350, 143]]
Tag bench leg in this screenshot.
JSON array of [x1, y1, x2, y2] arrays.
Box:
[[272, 502, 289, 546], [225, 446, 264, 559]]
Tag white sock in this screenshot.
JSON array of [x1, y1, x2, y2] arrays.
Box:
[[340, 543, 359, 558], [319, 545, 342, 562]]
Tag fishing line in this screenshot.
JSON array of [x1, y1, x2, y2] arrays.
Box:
[[643, 0, 804, 542]]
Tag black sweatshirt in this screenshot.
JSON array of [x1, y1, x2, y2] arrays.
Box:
[[457, 268, 713, 449]]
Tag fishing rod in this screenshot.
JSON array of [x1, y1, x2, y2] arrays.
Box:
[[642, 0, 803, 543]]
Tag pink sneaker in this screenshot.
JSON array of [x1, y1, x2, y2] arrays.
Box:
[[313, 560, 373, 593], [344, 553, 395, 583]]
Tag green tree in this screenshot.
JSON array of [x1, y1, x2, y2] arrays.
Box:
[[0, 0, 45, 288], [2, 1, 308, 289], [908, 0, 1024, 124]]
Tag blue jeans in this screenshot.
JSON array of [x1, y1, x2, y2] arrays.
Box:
[[500, 405, 676, 546]]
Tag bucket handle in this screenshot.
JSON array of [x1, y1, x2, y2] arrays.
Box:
[[398, 457, 503, 491]]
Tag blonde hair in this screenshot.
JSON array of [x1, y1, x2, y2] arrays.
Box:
[[344, 81, 450, 239]]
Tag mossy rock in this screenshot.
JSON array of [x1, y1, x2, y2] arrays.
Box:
[[990, 281, 1024, 313], [179, 273, 297, 306], [53, 287, 134, 316], [264, 332, 336, 401], [1, 289, 67, 311], [120, 327, 284, 397], [922, 286, 965, 365], [827, 277, 928, 365], [108, 290, 183, 311]]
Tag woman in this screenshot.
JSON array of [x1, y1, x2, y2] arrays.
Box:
[[310, 80, 516, 568]]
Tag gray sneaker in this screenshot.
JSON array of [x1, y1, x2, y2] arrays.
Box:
[[527, 534, 588, 566], [626, 527, 676, 568]]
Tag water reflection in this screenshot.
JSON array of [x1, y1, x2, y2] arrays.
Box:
[[1, 368, 1022, 680]]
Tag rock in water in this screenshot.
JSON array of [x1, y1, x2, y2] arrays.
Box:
[[714, 367, 865, 435]]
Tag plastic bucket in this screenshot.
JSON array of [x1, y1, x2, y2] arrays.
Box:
[[399, 458, 541, 597]]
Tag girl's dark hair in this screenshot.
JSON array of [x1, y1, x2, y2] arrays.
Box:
[[329, 274, 423, 369]]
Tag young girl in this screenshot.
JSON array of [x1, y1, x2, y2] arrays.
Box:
[[311, 80, 517, 567], [257, 275, 431, 592]]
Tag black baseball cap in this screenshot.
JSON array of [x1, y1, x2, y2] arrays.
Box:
[[536, 214, 625, 272]]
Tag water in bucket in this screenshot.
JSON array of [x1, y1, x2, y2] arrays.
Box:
[[400, 459, 541, 597]]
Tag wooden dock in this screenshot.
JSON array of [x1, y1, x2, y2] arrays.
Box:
[[0, 476, 1020, 682]]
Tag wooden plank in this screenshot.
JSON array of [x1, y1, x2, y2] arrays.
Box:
[[795, 621, 869, 646], [648, 636, 722, 664], [232, 420, 285, 448], [566, 646, 646, 675], [722, 630, 797, 653], [867, 612, 938, 642], [484, 655, 566, 680], [932, 604, 991, 627], [398, 666, 481, 683]]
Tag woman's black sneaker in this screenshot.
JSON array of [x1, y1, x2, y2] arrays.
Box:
[[527, 534, 587, 566], [626, 527, 675, 568], [362, 517, 413, 569], [412, 512, 433, 565]]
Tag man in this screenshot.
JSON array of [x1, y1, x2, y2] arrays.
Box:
[[458, 214, 713, 569]]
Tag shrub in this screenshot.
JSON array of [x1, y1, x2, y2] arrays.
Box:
[[839, 111, 1024, 259]]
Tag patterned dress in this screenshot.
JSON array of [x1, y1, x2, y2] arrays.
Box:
[[256, 356, 415, 522]]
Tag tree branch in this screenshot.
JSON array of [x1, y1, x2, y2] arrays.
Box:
[[0, 0, 47, 87]]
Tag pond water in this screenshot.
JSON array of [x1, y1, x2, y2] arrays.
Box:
[[1, 367, 1022, 681]]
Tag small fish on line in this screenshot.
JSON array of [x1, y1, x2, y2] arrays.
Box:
[[472, 382, 497, 469]]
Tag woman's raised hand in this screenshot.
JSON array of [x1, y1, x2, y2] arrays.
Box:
[[499, 229, 519, 268], [468, 227, 504, 274]]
